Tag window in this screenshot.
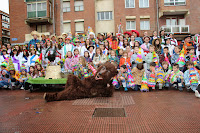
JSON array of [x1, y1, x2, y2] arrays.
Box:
[[164, 0, 186, 6], [63, 2, 70, 12], [63, 23, 71, 33], [140, 20, 150, 30], [27, 2, 47, 18], [125, 0, 135, 8], [97, 12, 112, 21], [37, 25, 46, 33], [74, 0, 84, 11], [126, 21, 136, 30], [2, 22, 10, 29], [139, 0, 149, 8], [166, 18, 177, 25], [75, 22, 84, 33]]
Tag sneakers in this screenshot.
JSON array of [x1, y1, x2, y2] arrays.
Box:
[[3, 85, 7, 88], [20, 86, 24, 90], [195, 90, 200, 98], [124, 87, 128, 92]]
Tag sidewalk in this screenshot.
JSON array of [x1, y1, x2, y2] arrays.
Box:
[[0, 90, 199, 132]]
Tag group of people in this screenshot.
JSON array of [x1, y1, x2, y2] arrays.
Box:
[[0, 29, 200, 98]]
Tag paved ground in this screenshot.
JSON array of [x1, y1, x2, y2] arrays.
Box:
[[0, 89, 200, 133]]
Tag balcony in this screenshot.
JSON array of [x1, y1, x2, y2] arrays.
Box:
[[25, 32, 50, 42], [160, 25, 189, 33]]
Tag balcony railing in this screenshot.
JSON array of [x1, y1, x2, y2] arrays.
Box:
[[164, 0, 186, 6], [160, 25, 189, 33]]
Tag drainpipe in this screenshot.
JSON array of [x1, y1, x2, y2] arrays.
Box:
[[60, 0, 63, 34], [52, 0, 55, 34], [156, 0, 159, 34]]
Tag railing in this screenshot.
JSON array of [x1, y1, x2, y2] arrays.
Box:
[[164, 0, 186, 6], [160, 25, 189, 33]]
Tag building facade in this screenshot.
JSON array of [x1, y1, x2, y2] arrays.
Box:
[[0, 10, 10, 47], [9, 0, 200, 45]]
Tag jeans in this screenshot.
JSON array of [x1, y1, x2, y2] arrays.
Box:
[[0, 81, 10, 88]]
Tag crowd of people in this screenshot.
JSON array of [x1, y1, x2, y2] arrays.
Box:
[[0, 29, 200, 98]]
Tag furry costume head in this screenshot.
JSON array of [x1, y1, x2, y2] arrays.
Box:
[[95, 61, 118, 83]]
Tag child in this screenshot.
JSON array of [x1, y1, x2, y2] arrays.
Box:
[[36, 43, 42, 56], [84, 51, 92, 63], [184, 61, 199, 92], [64, 51, 75, 73], [93, 48, 107, 68], [0, 69, 11, 89], [36, 64, 45, 77], [75, 56, 90, 79], [146, 62, 164, 90], [159, 47, 171, 65], [62, 37, 74, 58], [19, 65, 28, 90], [27, 48, 39, 69], [28, 66, 38, 79], [115, 65, 128, 91], [131, 46, 145, 68], [152, 38, 162, 55], [118, 49, 123, 60], [185, 46, 198, 65], [11, 48, 21, 71], [0, 49, 9, 65], [131, 63, 145, 91], [109, 50, 119, 66], [126, 45, 133, 58], [162, 37, 174, 56], [171, 46, 181, 66], [170, 63, 184, 91], [55, 43, 62, 65], [99, 44, 108, 55], [119, 51, 131, 67], [145, 45, 159, 70], [87, 46, 95, 60], [162, 61, 171, 89], [8, 59, 20, 89], [171, 46, 185, 72]]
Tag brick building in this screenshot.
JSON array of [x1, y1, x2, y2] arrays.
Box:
[[9, 0, 200, 45], [0, 10, 10, 47]]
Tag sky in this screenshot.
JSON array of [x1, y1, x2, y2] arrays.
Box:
[[0, 0, 9, 13]]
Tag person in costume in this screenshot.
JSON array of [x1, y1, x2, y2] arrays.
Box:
[[6, 43, 12, 55], [110, 37, 118, 54], [0, 69, 10, 89], [119, 51, 131, 67], [184, 61, 199, 92], [124, 31, 131, 40], [126, 45, 133, 58], [168, 33, 178, 46], [131, 46, 145, 68], [131, 63, 145, 91], [93, 48, 108, 68], [159, 47, 171, 65], [106, 32, 113, 46], [159, 30, 166, 45], [162, 61, 171, 89], [21, 49, 29, 70], [118, 49, 123, 60], [89, 32, 96, 44], [0, 49, 9, 66], [28, 31, 40, 49], [80, 39, 88, 56], [185, 46, 198, 65], [51, 35, 57, 45], [104, 40, 110, 50], [36, 43, 42, 56], [11, 48, 21, 71], [109, 50, 119, 66], [27, 48, 39, 70], [62, 37, 73, 58], [40, 34, 46, 46], [150, 31, 159, 44], [129, 35, 135, 47], [18, 65, 28, 90], [152, 38, 162, 55], [88, 45, 95, 60], [120, 38, 129, 50], [183, 35, 195, 53], [145, 45, 159, 70], [95, 38, 100, 48], [28, 66, 38, 79], [36, 64, 45, 77], [99, 44, 108, 56], [140, 37, 151, 57], [42, 39, 55, 68], [132, 30, 143, 44], [118, 35, 124, 48], [170, 63, 184, 91], [171, 46, 183, 68], [55, 43, 62, 65], [1, 62, 8, 74], [98, 33, 105, 44], [74, 39, 82, 54], [84, 51, 92, 63], [14, 45, 23, 58], [57, 36, 65, 47], [73, 48, 80, 63], [64, 51, 75, 73], [161, 37, 174, 56]]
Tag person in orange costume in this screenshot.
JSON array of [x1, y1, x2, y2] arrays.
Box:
[[119, 51, 131, 67]]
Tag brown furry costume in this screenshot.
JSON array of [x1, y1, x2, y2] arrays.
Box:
[[44, 62, 118, 102]]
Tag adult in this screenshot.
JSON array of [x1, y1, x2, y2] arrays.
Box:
[[150, 31, 159, 44], [169, 33, 178, 46], [132, 30, 143, 44], [140, 36, 151, 56], [57, 36, 65, 47], [28, 31, 40, 49], [62, 37, 73, 58], [159, 30, 165, 45]]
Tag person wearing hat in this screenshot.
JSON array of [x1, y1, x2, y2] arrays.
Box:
[[62, 37, 74, 58], [87, 45, 95, 59], [183, 35, 195, 54], [62, 33, 68, 39], [0, 69, 11, 89], [74, 39, 82, 54], [132, 30, 143, 44], [0, 49, 9, 66], [124, 31, 131, 39], [28, 31, 40, 49], [57, 36, 65, 47], [18, 64, 28, 90]]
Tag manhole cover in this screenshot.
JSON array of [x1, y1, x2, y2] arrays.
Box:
[[93, 108, 126, 117]]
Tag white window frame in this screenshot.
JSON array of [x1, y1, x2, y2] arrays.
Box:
[[74, 0, 84, 12], [27, 2, 47, 18], [63, 1, 71, 12], [166, 17, 177, 26], [75, 21, 84, 33], [126, 21, 136, 30], [125, 0, 135, 8], [140, 20, 150, 30], [97, 11, 112, 21], [139, 0, 149, 8], [164, 0, 186, 6]]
